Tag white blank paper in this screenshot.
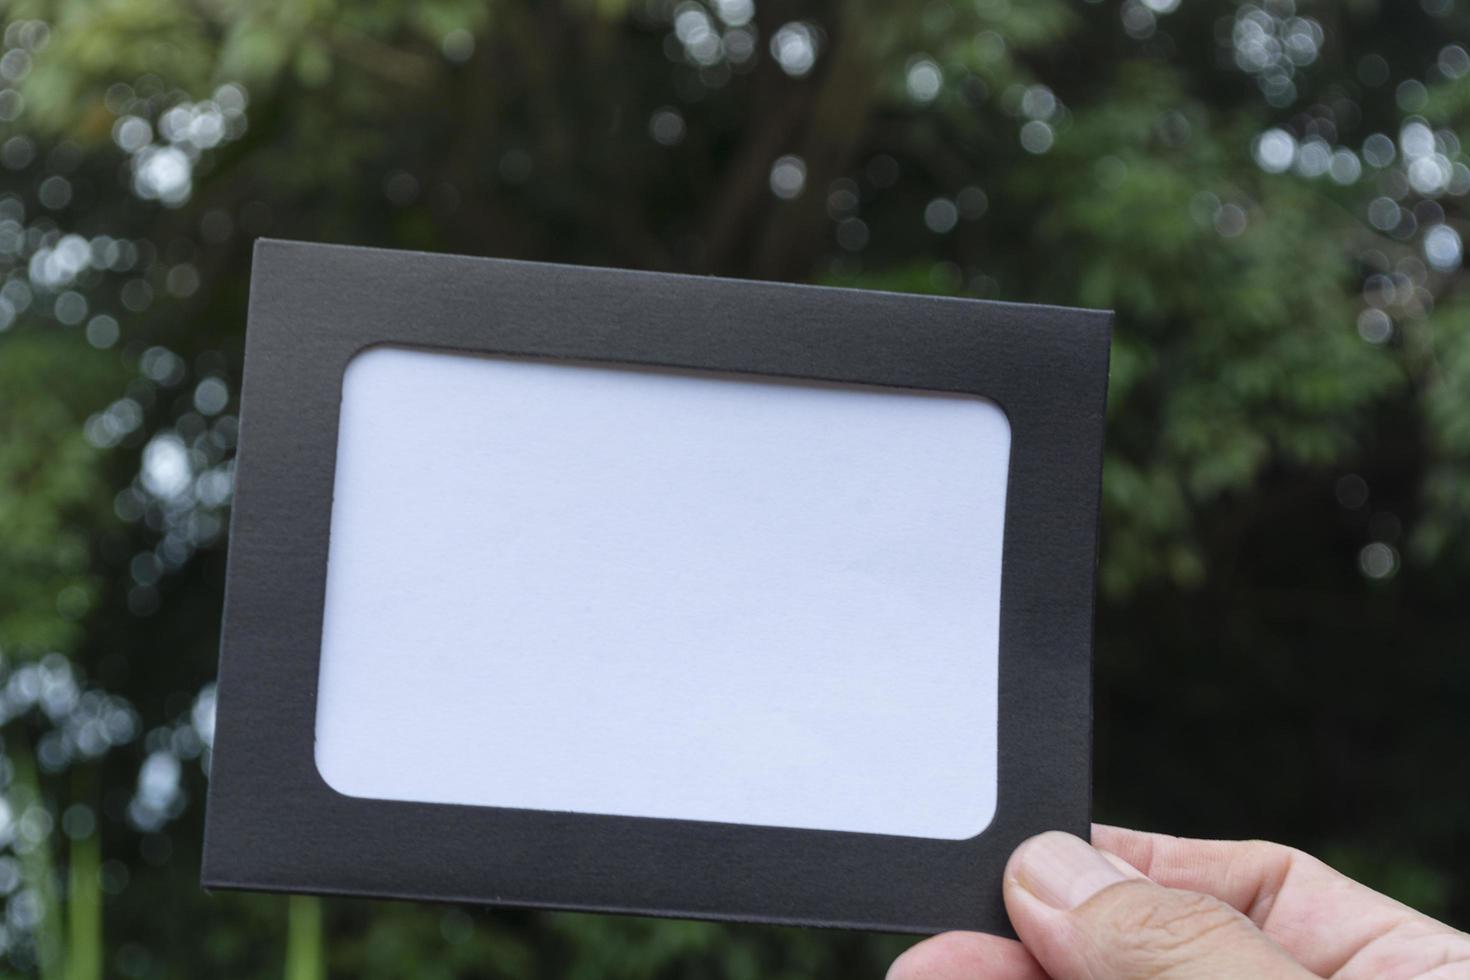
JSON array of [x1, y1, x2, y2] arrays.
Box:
[[315, 346, 1011, 840]]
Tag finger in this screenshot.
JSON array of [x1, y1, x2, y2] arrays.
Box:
[[1004, 831, 1314, 980], [887, 931, 1050, 980], [1096, 848, 1148, 881], [1093, 825, 1470, 978]]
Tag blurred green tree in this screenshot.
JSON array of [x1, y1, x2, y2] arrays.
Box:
[[1, 0, 1468, 976]]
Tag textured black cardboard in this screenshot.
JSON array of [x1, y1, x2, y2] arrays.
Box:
[[201, 239, 1111, 936]]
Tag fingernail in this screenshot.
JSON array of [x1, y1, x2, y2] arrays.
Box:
[[1013, 831, 1127, 909]]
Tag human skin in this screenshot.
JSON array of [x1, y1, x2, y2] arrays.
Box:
[[886, 825, 1470, 980]]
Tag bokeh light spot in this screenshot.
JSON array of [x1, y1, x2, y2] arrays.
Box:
[[769, 154, 806, 200]]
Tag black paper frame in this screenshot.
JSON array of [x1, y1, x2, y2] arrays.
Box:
[[201, 239, 1111, 935]]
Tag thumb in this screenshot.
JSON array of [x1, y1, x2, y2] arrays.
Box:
[[1003, 832, 1315, 980]]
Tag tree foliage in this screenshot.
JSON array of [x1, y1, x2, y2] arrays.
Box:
[[1, 0, 1468, 976]]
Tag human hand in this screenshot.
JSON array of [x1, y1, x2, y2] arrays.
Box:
[[887, 825, 1470, 979]]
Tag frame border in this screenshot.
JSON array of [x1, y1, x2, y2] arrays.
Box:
[[201, 239, 1111, 935]]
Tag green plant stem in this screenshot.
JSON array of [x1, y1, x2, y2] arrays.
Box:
[[7, 739, 64, 980], [65, 802, 102, 980], [284, 895, 325, 980]]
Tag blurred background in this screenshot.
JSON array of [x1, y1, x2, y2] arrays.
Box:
[[1, 0, 1468, 976]]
